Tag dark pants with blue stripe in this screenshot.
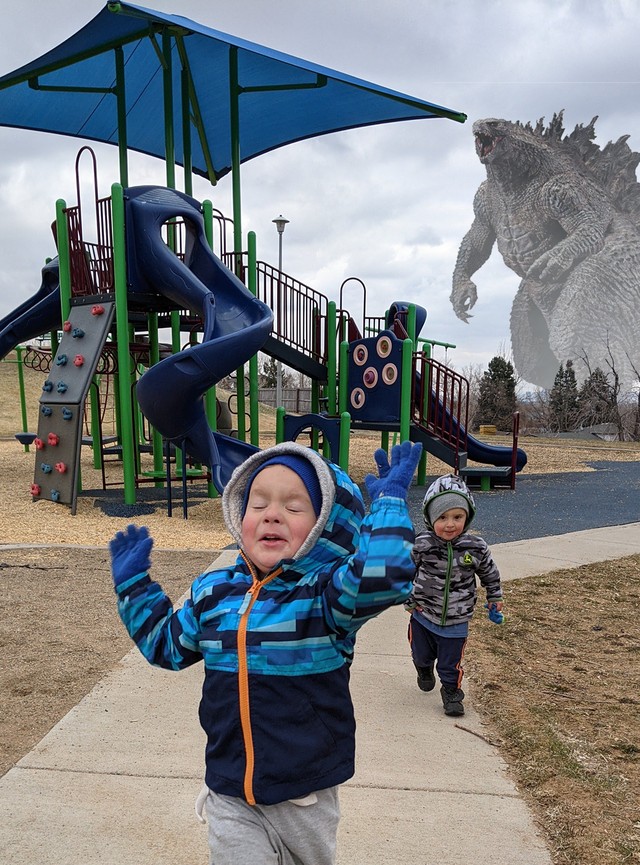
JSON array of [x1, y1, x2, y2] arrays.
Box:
[[408, 614, 466, 689]]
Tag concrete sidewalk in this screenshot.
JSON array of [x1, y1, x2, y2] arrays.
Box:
[[1, 523, 639, 864]]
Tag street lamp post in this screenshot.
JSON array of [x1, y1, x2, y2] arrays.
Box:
[[272, 215, 289, 409]]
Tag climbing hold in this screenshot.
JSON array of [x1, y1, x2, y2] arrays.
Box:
[[376, 336, 392, 358], [41, 406, 52, 417], [55, 461, 67, 473], [56, 381, 68, 393], [31, 483, 41, 496], [382, 363, 398, 385], [73, 354, 85, 367], [63, 320, 72, 332], [40, 463, 52, 474], [363, 367, 379, 388], [91, 304, 105, 316], [47, 432, 60, 446], [71, 327, 85, 338], [55, 354, 68, 366], [34, 437, 45, 450], [42, 380, 53, 392], [62, 407, 73, 420], [50, 489, 60, 503], [353, 344, 368, 366]]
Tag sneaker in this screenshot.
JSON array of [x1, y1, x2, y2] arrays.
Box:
[[440, 684, 465, 716], [415, 663, 436, 692]]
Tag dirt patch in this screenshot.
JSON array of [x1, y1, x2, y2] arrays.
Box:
[[467, 556, 640, 865], [0, 546, 212, 778]]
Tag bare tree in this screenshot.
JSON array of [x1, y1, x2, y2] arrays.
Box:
[[577, 340, 624, 439]]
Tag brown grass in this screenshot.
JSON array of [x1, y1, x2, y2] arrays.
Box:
[[1, 352, 640, 863]]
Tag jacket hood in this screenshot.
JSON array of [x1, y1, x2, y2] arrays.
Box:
[[222, 441, 365, 567], [422, 473, 476, 530]]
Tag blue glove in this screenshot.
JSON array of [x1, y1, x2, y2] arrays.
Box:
[[109, 524, 153, 589], [364, 441, 423, 501], [485, 602, 505, 625]]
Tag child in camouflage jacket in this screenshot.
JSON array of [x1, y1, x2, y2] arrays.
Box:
[[407, 473, 504, 717]]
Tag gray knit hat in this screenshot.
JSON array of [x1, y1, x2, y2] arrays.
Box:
[[422, 473, 475, 529], [427, 492, 469, 526]]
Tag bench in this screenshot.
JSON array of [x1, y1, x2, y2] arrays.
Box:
[[459, 465, 513, 491]]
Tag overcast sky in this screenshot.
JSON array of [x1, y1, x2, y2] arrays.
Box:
[[1, 0, 639, 389]]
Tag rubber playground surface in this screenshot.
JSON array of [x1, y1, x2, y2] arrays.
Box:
[[405, 460, 640, 545]]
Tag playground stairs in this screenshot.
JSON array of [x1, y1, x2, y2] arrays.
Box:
[[31, 296, 115, 513]]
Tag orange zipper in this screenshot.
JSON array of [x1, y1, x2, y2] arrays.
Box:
[[237, 553, 282, 805]]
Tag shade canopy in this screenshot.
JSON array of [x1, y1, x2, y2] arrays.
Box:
[[0, 2, 466, 184]]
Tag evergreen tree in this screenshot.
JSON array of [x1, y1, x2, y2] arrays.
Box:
[[260, 356, 279, 388], [477, 356, 517, 430], [577, 367, 615, 427], [549, 360, 579, 431]]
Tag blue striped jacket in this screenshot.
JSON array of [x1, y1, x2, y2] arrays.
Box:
[[116, 458, 415, 805]]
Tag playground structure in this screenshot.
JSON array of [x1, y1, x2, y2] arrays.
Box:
[[0, 147, 526, 512], [0, 5, 526, 511]]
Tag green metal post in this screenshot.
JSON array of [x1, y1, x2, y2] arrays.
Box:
[[247, 231, 260, 447], [160, 32, 181, 357], [338, 341, 349, 415], [55, 200, 72, 324], [181, 68, 193, 196], [418, 344, 431, 486], [229, 47, 243, 277], [400, 339, 413, 442], [114, 46, 129, 187], [407, 304, 417, 346], [339, 412, 351, 471], [15, 347, 29, 449], [326, 301, 337, 415], [276, 407, 285, 443], [89, 380, 102, 469], [202, 199, 218, 498], [148, 312, 164, 485], [111, 183, 137, 504]]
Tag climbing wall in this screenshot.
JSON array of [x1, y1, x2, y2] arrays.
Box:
[[31, 298, 115, 513], [347, 332, 403, 423]]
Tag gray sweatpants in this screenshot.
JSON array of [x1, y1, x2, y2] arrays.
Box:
[[203, 787, 340, 865]]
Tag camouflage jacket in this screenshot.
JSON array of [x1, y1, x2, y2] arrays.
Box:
[[411, 530, 502, 627]]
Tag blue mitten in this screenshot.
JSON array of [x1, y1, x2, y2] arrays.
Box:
[[109, 524, 153, 589], [364, 441, 423, 501], [485, 602, 505, 625]]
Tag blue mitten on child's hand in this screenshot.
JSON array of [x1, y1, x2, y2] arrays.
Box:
[[364, 441, 423, 501], [109, 524, 153, 589], [485, 602, 505, 625]]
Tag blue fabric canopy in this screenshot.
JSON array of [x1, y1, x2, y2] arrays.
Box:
[[0, 2, 466, 182]]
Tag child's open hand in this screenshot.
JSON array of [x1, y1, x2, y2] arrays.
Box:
[[364, 441, 423, 501], [109, 524, 153, 588]]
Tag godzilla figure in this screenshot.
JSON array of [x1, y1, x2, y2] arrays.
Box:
[[451, 111, 640, 390]]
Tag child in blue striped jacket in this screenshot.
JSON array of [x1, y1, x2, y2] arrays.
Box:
[[109, 439, 422, 865]]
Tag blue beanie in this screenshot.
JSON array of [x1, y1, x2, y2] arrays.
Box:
[[241, 453, 323, 517]]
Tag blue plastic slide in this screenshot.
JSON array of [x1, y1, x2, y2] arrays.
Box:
[[0, 257, 61, 360], [125, 186, 273, 491], [425, 378, 527, 470], [466, 427, 527, 470]]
